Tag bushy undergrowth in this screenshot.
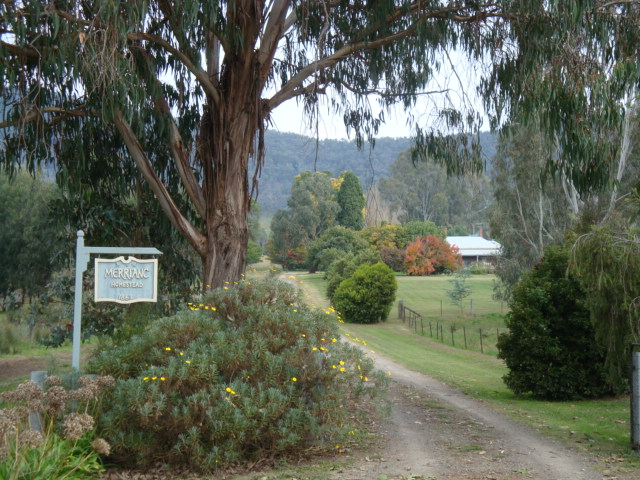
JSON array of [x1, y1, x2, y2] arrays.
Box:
[[0, 375, 114, 480], [89, 278, 387, 471]]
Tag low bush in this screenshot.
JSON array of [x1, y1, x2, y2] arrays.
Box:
[[379, 247, 406, 272], [89, 278, 386, 471], [333, 262, 397, 324], [0, 375, 114, 480], [497, 246, 611, 400], [325, 249, 380, 301]]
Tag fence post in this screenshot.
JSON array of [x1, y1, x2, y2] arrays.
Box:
[[479, 328, 484, 354], [421, 317, 424, 336], [632, 343, 640, 451], [451, 325, 455, 346], [429, 322, 433, 337], [440, 299, 443, 316], [398, 300, 404, 321], [463, 326, 467, 349], [470, 299, 474, 316], [29, 371, 47, 432]]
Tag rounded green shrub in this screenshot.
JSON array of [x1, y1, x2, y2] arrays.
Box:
[[333, 262, 397, 324], [496, 246, 611, 400], [89, 279, 386, 471]]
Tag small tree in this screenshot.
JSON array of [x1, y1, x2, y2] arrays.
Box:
[[404, 236, 462, 276], [446, 268, 472, 313], [333, 263, 397, 324]]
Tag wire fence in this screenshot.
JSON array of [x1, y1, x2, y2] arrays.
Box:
[[398, 301, 505, 356]]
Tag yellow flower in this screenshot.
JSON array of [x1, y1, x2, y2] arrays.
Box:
[[332, 338, 337, 343], [225, 387, 236, 395], [152, 376, 157, 380], [185, 360, 191, 364], [288, 275, 296, 279], [320, 347, 327, 351], [339, 367, 346, 372], [339, 361, 345, 365], [293, 309, 298, 312], [180, 352, 184, 356], [160, 377, 166, 381], [143, 377, 149, 381], [223, 286, 229, 290], [364, 377, 368, 382], [387, 371, 391, 376], [291, 377, 297, 382], [312, 347, 318, 351], [165, 347, 171, 351], [332, 365, 337, 369], [301, 334, 306, 337], [370, 350, 376, 353], [321, 338, 325, 342], [212, 307, 217, 311]]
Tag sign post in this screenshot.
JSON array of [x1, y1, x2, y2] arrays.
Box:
[[72, 230, 162, 371]]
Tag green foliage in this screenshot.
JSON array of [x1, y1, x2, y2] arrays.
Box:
[[246, 240, 263, 265], [336, 171, 365, 230], [571, 224, 640, 393], [497, 246, 612, 400], [489, 127, 573, 300], [403, 221, 445, 241], [89, 279, 386, 471], [446, 269, 472, 313], [0, 172, 63, 301], [359, 224, 408, 250], [325, 249, 381, 301], [306, 226, 369, 272], [268, 171, 339, 268], [378, 151, 492, 227], [333, 263, 397, 324]]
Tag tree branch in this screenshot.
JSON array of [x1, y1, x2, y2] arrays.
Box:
[[128, 32, 220, 106], [257, 0, 290, 85], [154, 96, 207, 219], [113, 111, 206, 257], [0, 107, 94, 129]]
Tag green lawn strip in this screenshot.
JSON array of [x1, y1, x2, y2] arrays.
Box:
[[293, 271, 637, 464]]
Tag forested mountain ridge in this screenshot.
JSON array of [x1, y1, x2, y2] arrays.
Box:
[[258, 130, 496, 214]]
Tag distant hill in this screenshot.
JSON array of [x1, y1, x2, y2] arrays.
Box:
[[257, 130, 496, 215]]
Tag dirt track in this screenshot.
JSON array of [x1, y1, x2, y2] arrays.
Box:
[[332, 348, 611, 480]]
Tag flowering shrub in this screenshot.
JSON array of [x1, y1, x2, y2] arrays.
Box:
[[333, 263, 397, 324], [0, 375, 114, 480], [404, 235, 462, 275], [89, 278, 386, 471]]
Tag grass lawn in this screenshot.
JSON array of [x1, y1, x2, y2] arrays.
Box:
[[288, 271, 639, 467]]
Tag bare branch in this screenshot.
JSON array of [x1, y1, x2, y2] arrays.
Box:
[[0, 107, 94, 129], [113, 111, 206, 257]]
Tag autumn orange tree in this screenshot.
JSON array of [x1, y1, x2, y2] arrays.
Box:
[[404, 236, 462, 276], [1, 1, 638, 287]]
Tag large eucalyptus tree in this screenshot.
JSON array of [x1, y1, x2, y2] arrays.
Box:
[[1, 1, 638, 287]]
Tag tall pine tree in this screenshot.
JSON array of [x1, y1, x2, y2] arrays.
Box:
[[336, 171, 365, 230]]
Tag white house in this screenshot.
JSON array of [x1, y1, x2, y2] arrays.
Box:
[[445, 236, 502, 266]]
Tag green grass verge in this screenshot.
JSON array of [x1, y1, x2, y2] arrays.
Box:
[[290, 271, 639, 468]]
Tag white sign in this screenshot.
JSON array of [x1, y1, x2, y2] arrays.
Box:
[[94, 256, 158, 303]]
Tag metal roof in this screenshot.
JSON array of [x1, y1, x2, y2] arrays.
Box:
[[445, 236, 502, 256]]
